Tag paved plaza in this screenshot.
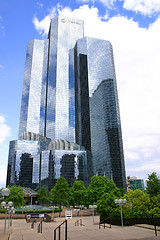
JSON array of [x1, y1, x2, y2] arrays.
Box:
[[0, 215, 160, 240]]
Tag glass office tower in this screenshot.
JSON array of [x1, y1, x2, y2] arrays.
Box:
[[6, 16, 126, 190], [19, 16, 84, 142], [18, 39, 49, 138], [44, 16, 84, 141], [75, 37, 126, 189]]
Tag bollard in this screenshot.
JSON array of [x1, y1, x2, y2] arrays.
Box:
[[38, 221, 42, 233], [155, 225, 157, 236], [31, 219, 36, 229], [65, 220, 67, 240], [31, 222, 34, 229]]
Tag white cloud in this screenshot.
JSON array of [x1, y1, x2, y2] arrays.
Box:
[[33, 15, 51, 36], [122, 0, 160, 15], [0, 64, 4, 69], [99, 0, 117, 8], [76, 0, 160, 15], [32, 4, 64, 36], [0, 172, 7, 188], [33, 5, 160, 180], [0, 116, 10, 187], [77, 0, 91, 2], [0, 116, 10, 144], [0, 151, 8, 188], [77, 0, 117, 8]]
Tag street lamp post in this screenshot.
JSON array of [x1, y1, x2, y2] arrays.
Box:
[[74, 208, 80, 222], [50, 201, 55, 221], [8, 201, 13, 228], [1, 188, 10, 233], [10, 207, 15, 227], [89, 205, 97, 225], [1, 201, 7, 232], [52, 205, 55, 220], [79, 205, 84, 218], [114, 199, 127, 227]]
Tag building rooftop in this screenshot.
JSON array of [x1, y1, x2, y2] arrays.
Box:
[[23, 187, 37, 197]]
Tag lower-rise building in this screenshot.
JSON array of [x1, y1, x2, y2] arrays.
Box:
[[6, 135, 90, 191], [127, 176, 144, 191]]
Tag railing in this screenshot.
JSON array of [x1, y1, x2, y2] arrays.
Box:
[[99, 218, 111, 229], [136, 224, 160, 237], [54, 220, 67, 240], [75, 219, 84, 226], [100, 217, 160, 236]]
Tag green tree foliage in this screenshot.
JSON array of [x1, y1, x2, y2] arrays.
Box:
[[87, 176, 121, 204], [123, 189, 151, 218], [149, 194, 160, 217], [37, 186, 48, 204], [6, 185, 26, 207], [49, 176, 69, 207], [70, 180, 87, 206], [98, 172, 160, 221], [146, 172, 160, 197], [97, 192, 120, 219]]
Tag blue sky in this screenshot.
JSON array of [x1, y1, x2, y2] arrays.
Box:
[[1, 0, 160, 187]]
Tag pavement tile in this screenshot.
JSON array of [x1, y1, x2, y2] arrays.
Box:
[[1, 215, 160, 240]]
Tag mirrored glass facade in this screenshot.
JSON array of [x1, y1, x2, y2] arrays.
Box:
[[45, 16, 84, 141], [7, 16, 126, 190], [19, 39, 49, 137], [75, 37, 126, 189], [19, 16, 84, 142], [40, 149, 88, 190], [6, 141, 88, 191], [90, 80, 126, 188], [6, 139, 49, 189]]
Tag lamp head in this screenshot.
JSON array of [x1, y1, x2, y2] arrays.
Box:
[[1, 188, 10, 197], [1, 201, 6, 208], [8, 201, 13, 207]]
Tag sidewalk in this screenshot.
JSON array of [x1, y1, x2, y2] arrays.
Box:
[[0, 215, 160, 240], [0, 219, 13, 240]]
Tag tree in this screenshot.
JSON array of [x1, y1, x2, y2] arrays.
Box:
[[123, 189, 151, 218], [6, 185, 26, 207], [97, 192, 119, 220], [148, 194, 160, 217], [87, 176, 121, 205], [70, 180, 87, 206], [37, 186, 48, 204], [49, 176, 69, 207], [146, 172, 160, 197]]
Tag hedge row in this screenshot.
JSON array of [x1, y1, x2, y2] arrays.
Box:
[[0, 208, 62, 214], [0, 209, 6, 213]]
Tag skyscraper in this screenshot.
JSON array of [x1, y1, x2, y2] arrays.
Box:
[[6, 16, 126, 190], [75, 37, 126, 188], [19, 16, 84, 142]]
